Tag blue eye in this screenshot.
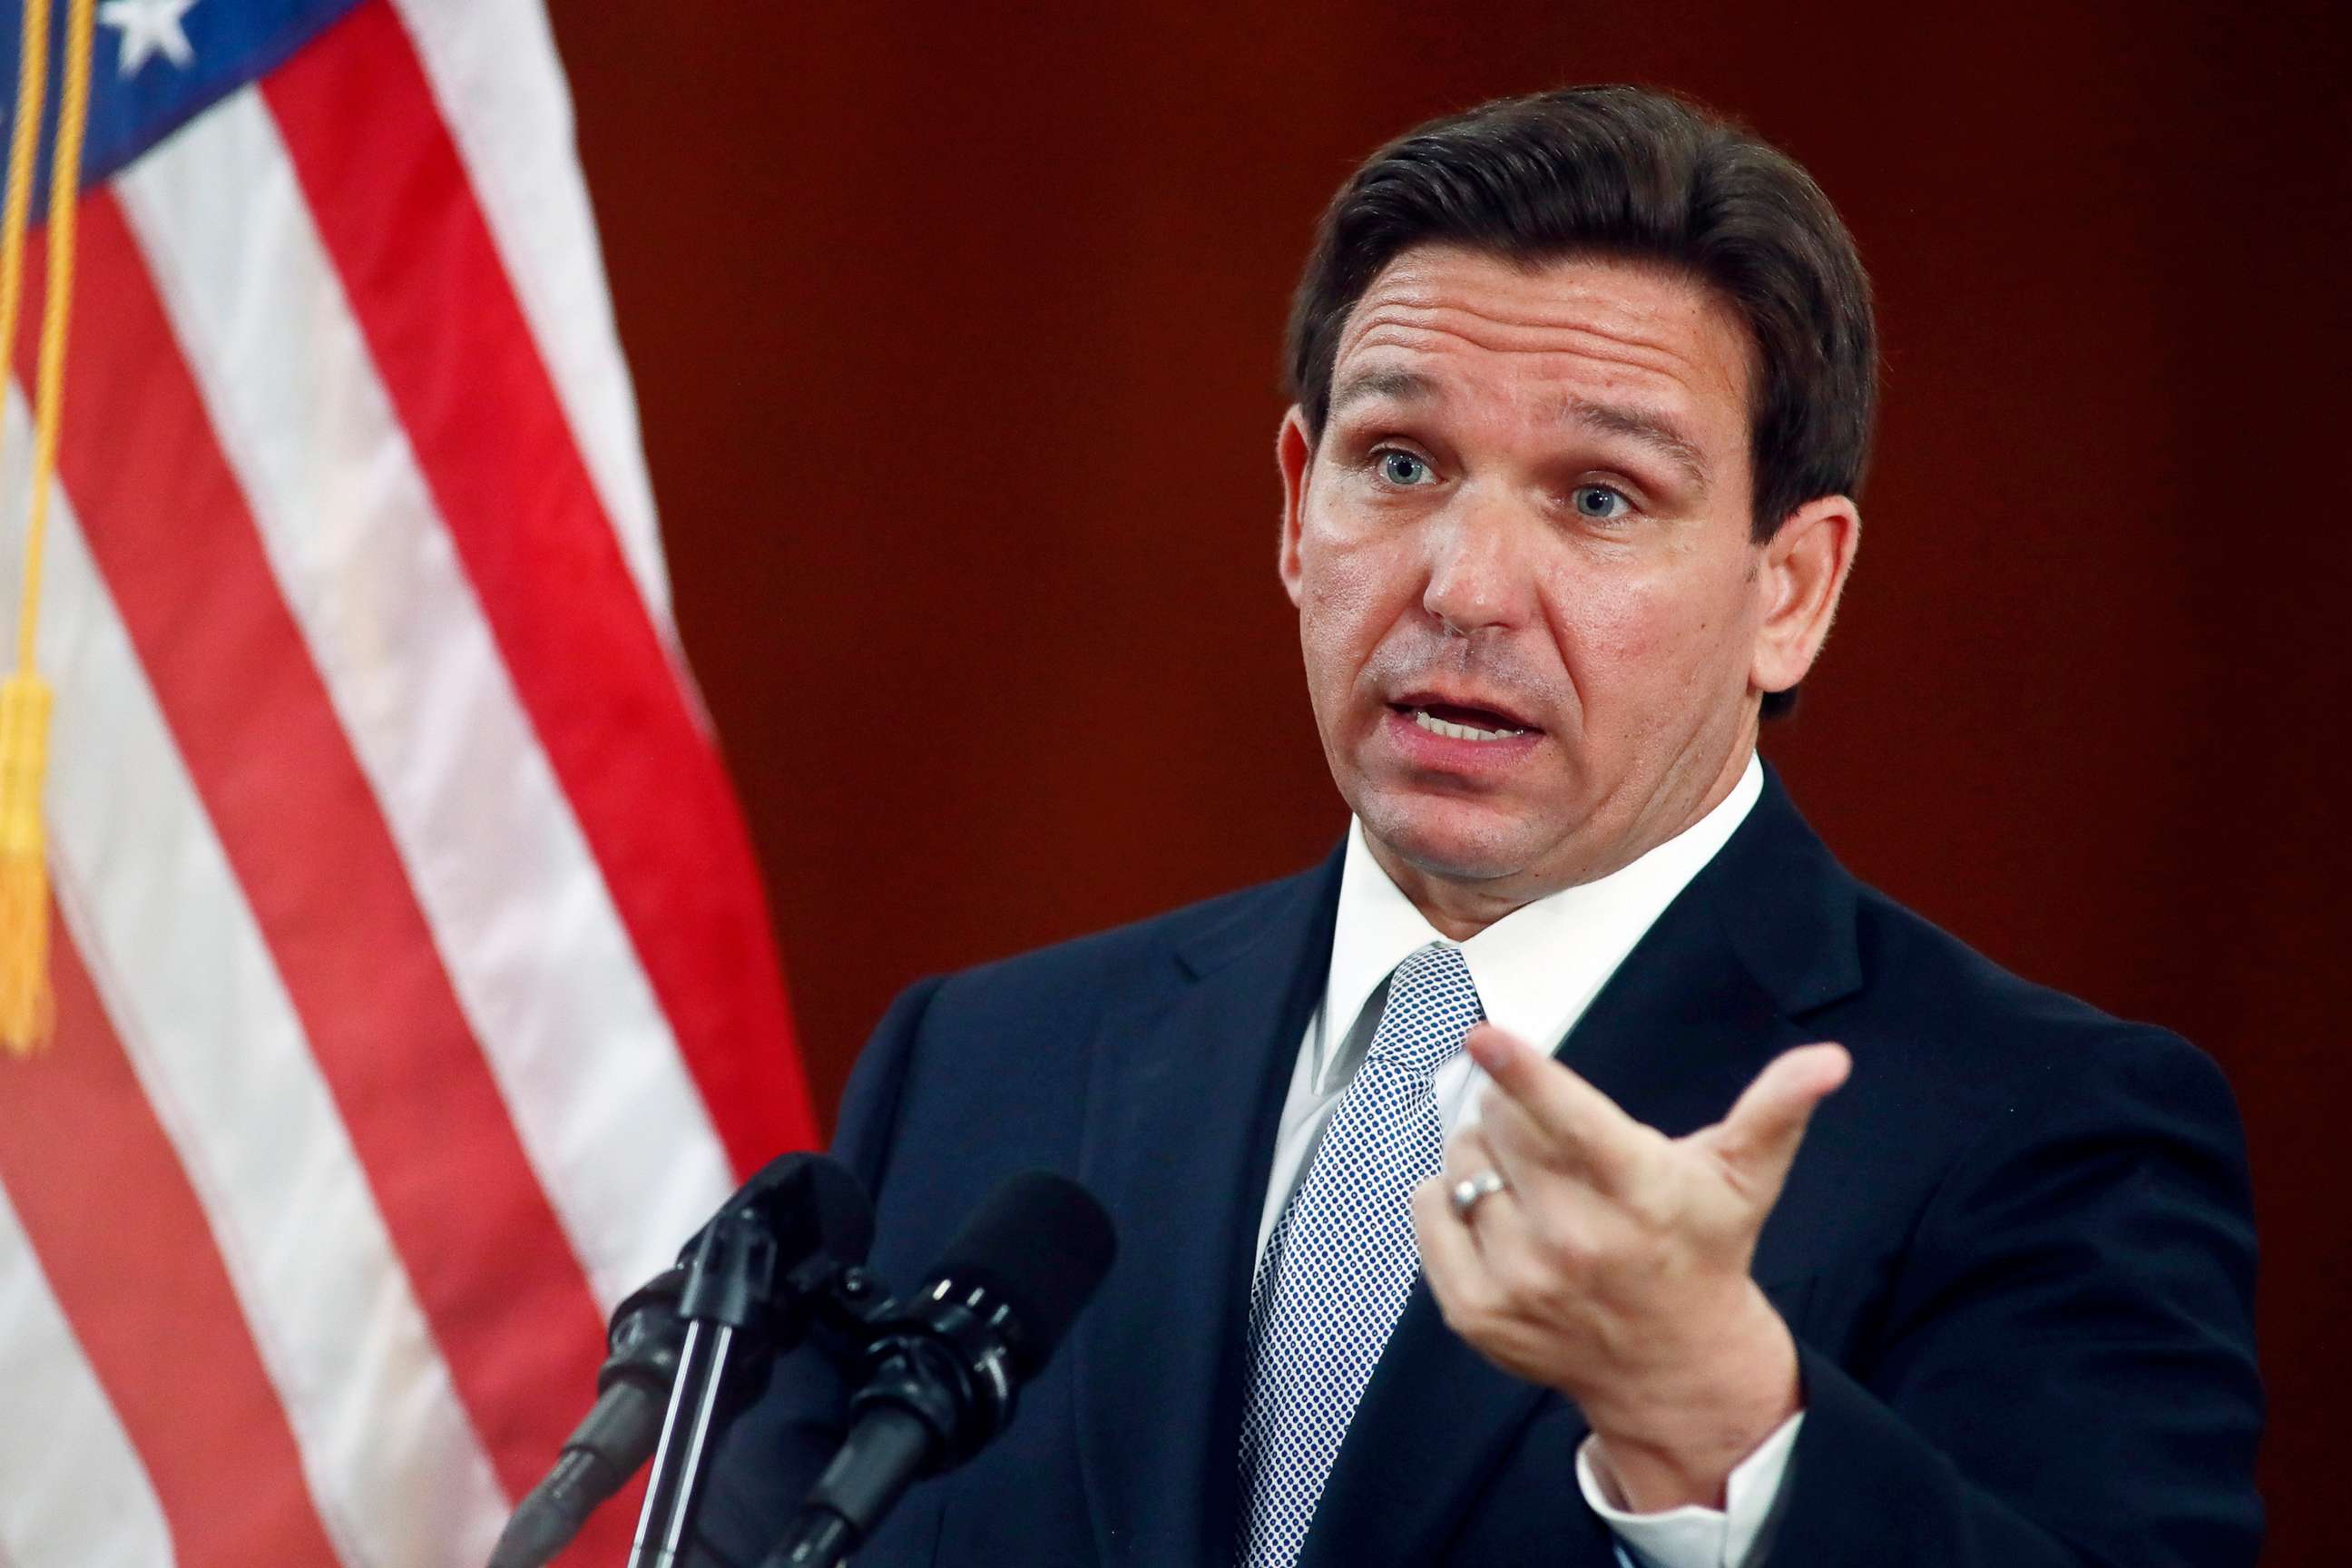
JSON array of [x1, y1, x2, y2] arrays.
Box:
[[1378, 450, 1434, 486], [1572, 484, 1632, 521]]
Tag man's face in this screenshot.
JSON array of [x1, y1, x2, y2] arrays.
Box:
[[1279, 245, 1839, 914]]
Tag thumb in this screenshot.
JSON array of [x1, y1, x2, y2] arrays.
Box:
[[1705, 1043, 1851, 1200]]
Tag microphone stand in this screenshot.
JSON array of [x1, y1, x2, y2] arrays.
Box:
[[627, 1208, 773, 1568], [625, 1217, 896, 1568]]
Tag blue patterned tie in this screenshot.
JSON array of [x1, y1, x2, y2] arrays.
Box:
[[1237, 942, 1485, 1568]]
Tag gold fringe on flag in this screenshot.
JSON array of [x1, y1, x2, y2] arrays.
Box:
[[0, 0, 97, 1055]]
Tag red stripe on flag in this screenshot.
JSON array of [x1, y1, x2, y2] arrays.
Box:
[[264, 0, 817, 1171], [0, 913, 345, 1566], [23, 195, 629, 1562]]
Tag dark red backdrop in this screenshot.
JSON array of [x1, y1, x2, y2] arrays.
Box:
[[545, 4, 2345, 1557]]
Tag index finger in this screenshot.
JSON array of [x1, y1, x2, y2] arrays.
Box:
[[1465, 1023, 1650, 1189]]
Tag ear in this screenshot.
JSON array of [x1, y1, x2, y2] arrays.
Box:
[[1750, 495, 1860, 700], [1276, 406, 1314, 608]]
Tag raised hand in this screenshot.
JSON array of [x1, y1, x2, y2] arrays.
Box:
[[1411, 1024, 1851, 1510]]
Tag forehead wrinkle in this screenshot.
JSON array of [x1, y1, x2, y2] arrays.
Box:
[[1339, 305, 1715, 399]]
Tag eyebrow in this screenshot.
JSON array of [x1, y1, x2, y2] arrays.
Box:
[[1328, 369, 1712, 494], [1328, 367, 1437, 416], [1560, 397, 1711, 492]]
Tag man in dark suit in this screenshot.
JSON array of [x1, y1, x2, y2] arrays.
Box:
[[694, 85, 2261, 1567]]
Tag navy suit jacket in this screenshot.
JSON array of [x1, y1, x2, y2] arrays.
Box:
[[694, 773, 2262, 1565]]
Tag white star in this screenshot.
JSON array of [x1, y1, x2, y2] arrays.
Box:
[[98, 0, 198, 79]]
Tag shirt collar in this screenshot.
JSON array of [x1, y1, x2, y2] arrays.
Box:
[[1313, 754, 1764, 1090]]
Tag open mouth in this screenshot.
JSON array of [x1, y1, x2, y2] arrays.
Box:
[[1390, 698, 1537, 742]]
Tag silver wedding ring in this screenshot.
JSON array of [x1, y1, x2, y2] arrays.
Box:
[[1448, 1168, 1508, 1220]]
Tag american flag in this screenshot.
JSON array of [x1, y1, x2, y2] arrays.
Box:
[[0, 2, 816, 1563]]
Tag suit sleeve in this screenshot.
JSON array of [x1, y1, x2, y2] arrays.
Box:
[[686, 975, 947, 1568], [1765, 1027, 2263, 1567]]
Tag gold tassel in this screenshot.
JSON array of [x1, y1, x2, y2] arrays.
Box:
[[0, 0, 97, 1056], [0, 671, 52, 1054]]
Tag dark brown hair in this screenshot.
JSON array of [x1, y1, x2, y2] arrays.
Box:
[[1286, 86, 1877, 717]]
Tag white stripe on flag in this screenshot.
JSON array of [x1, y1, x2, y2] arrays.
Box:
[[387, 0, 676, 640], [114, 88, 737, 1309], [4, 387, 508, 1568], [0, 1184, 177, 1568]]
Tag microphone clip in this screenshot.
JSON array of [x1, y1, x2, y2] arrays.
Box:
[[847, 1273, 1029, 1469]]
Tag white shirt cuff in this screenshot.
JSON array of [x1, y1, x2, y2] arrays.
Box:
[[1573, 1412, 1803, 1568]]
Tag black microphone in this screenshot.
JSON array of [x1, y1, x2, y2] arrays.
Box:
[[490, 1153, 874, 1568], [765, 1171, 1117, 1568]]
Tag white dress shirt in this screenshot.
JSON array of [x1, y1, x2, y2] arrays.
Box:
[[1254, 754, 1798, 1568]]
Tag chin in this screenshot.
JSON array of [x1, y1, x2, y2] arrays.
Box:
[[1356, 792, 1536, 886]]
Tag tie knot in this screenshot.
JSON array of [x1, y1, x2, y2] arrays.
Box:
[[1364, 942, 1484, 1077]]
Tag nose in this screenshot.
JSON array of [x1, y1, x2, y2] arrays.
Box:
[[1421, 489, 1535, 637]]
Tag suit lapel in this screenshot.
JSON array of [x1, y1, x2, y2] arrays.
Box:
[[1301, 771, 1861, 1566], [1073, 848, 1344, 1567]]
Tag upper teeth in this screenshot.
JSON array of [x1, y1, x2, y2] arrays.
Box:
[[1412, 709, 1524, 741]]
